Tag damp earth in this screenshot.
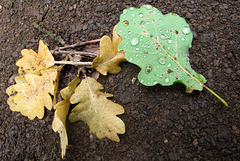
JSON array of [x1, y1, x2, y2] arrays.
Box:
[[0, 0, 240, 160]]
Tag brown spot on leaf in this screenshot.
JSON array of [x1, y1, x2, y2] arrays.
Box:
[[167, 69, 173, 73], [123, 20, 129, 25]]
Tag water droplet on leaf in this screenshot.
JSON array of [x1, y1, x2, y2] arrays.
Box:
[[182, 51, 186, 57], [160, 34, 165, 39], [131, 37, 139, 46], [145, 5, 153, 10], [182, 27, 191, 35], [167, 39, 172, 44], [128, 31, 131, 34], [139, 13, 143, 17], [157, 58, 166, 64], [167, 63, 171, 67], [165, 77, 169, 83]]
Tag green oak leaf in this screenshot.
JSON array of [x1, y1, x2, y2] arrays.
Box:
[[116, 5, 207, 93]]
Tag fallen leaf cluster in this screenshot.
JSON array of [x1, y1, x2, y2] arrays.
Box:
[[5, 4, 228, 159], [6, 40, 61, 120], [6, 29, 126, 158]]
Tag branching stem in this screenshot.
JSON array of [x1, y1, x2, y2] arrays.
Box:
[[54, 61, 92, 66], [51, 50, 99, 57], [57, 39, 101, 50]]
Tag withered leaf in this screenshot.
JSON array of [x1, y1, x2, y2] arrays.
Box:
[[52, 77, 80, 158], [6, 66, 61, 120], [91, 25, 126, 75], [69, 77, 125, 142], [16, 40, 55, 75]]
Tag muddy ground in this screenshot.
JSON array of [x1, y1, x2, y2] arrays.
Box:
[[0, 0, 240, 160]]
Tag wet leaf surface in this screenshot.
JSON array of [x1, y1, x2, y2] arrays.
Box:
[[117, 5, 206, 92]]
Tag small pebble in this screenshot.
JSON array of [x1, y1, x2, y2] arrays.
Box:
[[164, 139, 168, 143]]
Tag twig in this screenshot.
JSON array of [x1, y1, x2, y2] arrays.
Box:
[[54, 61, 92, 66], [51, 50, 99, 57], [57, 38, 101, 50]]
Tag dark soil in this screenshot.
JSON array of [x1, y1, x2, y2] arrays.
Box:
[[1, 0, 240, 160]]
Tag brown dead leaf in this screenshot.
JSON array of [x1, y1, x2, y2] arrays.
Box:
[[91, 25, 126, 75], [69, 77, 125, 142], [16, 40, 55, 75], [52, 77, 80, 158]]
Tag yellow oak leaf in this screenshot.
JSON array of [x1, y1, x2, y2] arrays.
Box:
[[91, 25, 126, 75], [52, 77, 80, 159], [6, 66, 60, 120], [41, 65, 63, 107], [6, 76, 27, 111], [69, 77, 125, 142], [16, 40, 55, 75]]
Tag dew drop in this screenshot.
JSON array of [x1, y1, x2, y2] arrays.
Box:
[[167, 63, 171, 67], [129, 58, 133, 62], [136, 48, 139, 51], [139, 13, 143, 17], [132, 14, 135, 17], [123, 10, 127, 14], [157, 58, 166, 64], [165, 77, 169, 83], [136, 54, 139, 57], [182, 37, 185, 41], [153, 81, 157, 85], [147, 45, 150, 48], [182, 27, 191, 35], [128, 31, 131, 35], [145, 5, 153, 10], [167, 39, 172, 44], [146, 21, 150, 24], [129, 7, 134, 11], [182, 51, 186, 57], [119, 29, 122, 32], [160, 34, 165, 39], [131, 37, 139, 46]]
